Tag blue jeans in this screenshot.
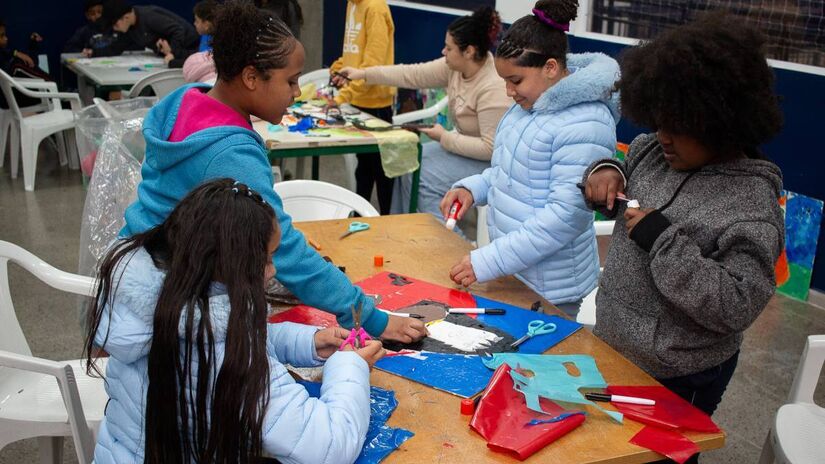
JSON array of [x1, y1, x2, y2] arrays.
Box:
[[390, 141, 490, 236]]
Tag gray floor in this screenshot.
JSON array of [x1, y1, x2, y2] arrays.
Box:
[[1, 144, 824, 463]]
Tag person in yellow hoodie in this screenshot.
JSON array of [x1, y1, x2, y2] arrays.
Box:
[[330, 0, 396, 214]]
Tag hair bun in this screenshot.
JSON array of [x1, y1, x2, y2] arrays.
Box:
[[534, 0, 579, 25], [471, 6, 502, 49]]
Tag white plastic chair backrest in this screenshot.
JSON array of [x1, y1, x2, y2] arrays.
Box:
[[0, 240, 97, 356], [127, 68, 186, 99], [788, 335, 825, 404], [274, 180, 379, 221], [0, 69, 26, 121], [299, 68, 331, 88], [392, 96, 449, 125]]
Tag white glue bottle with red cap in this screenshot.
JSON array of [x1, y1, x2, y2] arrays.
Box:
[[445, 200, 461, 230]]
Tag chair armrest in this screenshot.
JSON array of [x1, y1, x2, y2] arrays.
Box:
[[788, 335, 825, 404], [392, 96, 449, 125], [12, 86, 83, 111]]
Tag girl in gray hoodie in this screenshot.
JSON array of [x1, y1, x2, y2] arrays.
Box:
[[583, 11, 785, 420]]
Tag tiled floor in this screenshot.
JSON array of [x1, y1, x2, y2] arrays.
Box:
[[1, 146, 823, 463]]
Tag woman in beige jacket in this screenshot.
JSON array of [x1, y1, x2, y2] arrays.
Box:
[[340, 7, 511, 232]]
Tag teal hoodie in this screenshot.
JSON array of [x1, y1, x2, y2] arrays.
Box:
[[121, 84, 386, 334]]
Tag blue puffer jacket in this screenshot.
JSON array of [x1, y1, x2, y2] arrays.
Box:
[[93, 247, 371, 464], [456, 53, 620, 304]]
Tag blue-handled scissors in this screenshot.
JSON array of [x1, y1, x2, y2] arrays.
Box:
[[510, 320, 557, 348], [340, 221, 370, 239]]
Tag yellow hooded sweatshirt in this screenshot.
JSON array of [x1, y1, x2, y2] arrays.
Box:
[[330, 0, 395, 108]]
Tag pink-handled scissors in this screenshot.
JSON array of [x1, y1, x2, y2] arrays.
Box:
[[339, 302, 372, 350]]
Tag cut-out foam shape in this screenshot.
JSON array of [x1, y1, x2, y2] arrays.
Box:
[[483, 353, 623, 423]]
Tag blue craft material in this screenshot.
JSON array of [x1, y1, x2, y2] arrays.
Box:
[[267, 123, 284, 132], [483, 354, 623, 423], [128, 66, 141, 71], [288, 116, 314, 133], [298, 381, 414, 463], [474, 296, 581, 354], [376, 352, 493, 398], [527, 412, 586, 426]]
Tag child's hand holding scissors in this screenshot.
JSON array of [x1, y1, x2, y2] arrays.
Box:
[[314, 327, 351, 359], [341, 339, 386, 368]]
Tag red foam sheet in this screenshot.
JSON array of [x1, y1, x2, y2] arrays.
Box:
[[268, 271, 478, 325], [470, 364, 585, 461], [630, 426, 700, 464], [605, 386, 720, 433]]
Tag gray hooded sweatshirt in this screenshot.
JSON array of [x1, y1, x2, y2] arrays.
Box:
[[586, 133, 784, 379]]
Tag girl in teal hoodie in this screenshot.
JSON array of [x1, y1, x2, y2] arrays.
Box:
[[121, 0, 427, 343]]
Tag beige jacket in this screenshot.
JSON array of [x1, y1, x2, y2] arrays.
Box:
[[364, 54, 510, 160]]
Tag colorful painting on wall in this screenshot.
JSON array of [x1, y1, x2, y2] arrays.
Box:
[[775, 190, 824, 301]]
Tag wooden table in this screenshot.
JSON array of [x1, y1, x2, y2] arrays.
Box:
[[292, 214, 725, 464], [253, 110, 422, 213]]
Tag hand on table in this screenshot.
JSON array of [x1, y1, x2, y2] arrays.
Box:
[[314, 326, 351, 359], [418, 123, 445, 142], [81, 48, 93, 58], [156, 38, 171, 55], [380, 314, 428, 344], [450, 254, 477, 287], [341, 339, 386, 368], [163, 53, 175, 65], [583, 166, 625, 211], [439, 188, 474, 221]]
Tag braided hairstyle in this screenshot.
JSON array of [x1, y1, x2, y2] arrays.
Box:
[[497, 0, 578, 68], [211, 0, 296, 81], [447, 6, 503, 61]]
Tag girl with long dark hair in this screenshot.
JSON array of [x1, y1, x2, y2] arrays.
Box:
[[86, 178, 385, 463]]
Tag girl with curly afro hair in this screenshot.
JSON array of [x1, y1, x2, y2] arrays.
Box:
[[583, 11, 785, 428]]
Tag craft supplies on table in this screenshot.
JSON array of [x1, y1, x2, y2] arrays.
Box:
[[340, 221, 370, 239]]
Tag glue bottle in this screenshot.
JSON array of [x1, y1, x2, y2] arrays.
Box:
[[445, 200, 461, 230]]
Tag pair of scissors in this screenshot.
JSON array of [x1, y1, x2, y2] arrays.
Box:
[[339, 302, 372, 350], [340, 221, 369, 239], [510, 320, 557, 348]]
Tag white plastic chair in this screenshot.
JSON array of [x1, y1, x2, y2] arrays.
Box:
[[126, 68, 185, 99], [0, 69, 83, 190], [759, 335, 825, 464], [391, 95, 448, 125], [274, 179, 379, 221], [576, 220, 616, 327], [297, 69, 358, 191], [0, 240, 108, 464]]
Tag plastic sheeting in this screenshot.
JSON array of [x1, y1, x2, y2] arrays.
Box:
[[77, 98, 155, 303], [298, 381, 413, 464]]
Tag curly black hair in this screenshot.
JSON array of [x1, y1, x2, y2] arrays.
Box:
[[497, 0, 578, 68], [211, 0, 296, 81], [447, 6, 502, 61], [618, 11, 783, 158]]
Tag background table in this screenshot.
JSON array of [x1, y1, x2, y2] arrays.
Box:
[[61, 52, 167, 104], [292, 213, 725, 463], [254, 111, 422, 213]]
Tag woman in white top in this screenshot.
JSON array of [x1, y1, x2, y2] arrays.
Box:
[[340, 7, 511, 233]]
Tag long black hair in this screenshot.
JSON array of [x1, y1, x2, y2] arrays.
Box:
[[447, 6, 502, 61], [211, 0, 297, 81], [497, 0, 578, 68], [85, 178, 278, 463]]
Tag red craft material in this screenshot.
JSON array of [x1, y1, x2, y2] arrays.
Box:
[[373, 255, 384, 267], [630, 426, 700, 464], [268, 272, 478, 325], [460, 398, 475, 415], [605, 386, 720, 433], [470, 364, 585, 461]]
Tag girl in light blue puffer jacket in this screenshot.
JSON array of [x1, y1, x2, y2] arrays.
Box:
[[442, 0, 619, 318], [84, 179, 385, 464]]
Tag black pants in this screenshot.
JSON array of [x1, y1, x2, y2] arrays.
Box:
[[652, 350, 740, 464], [352, 105, 394, 215]]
